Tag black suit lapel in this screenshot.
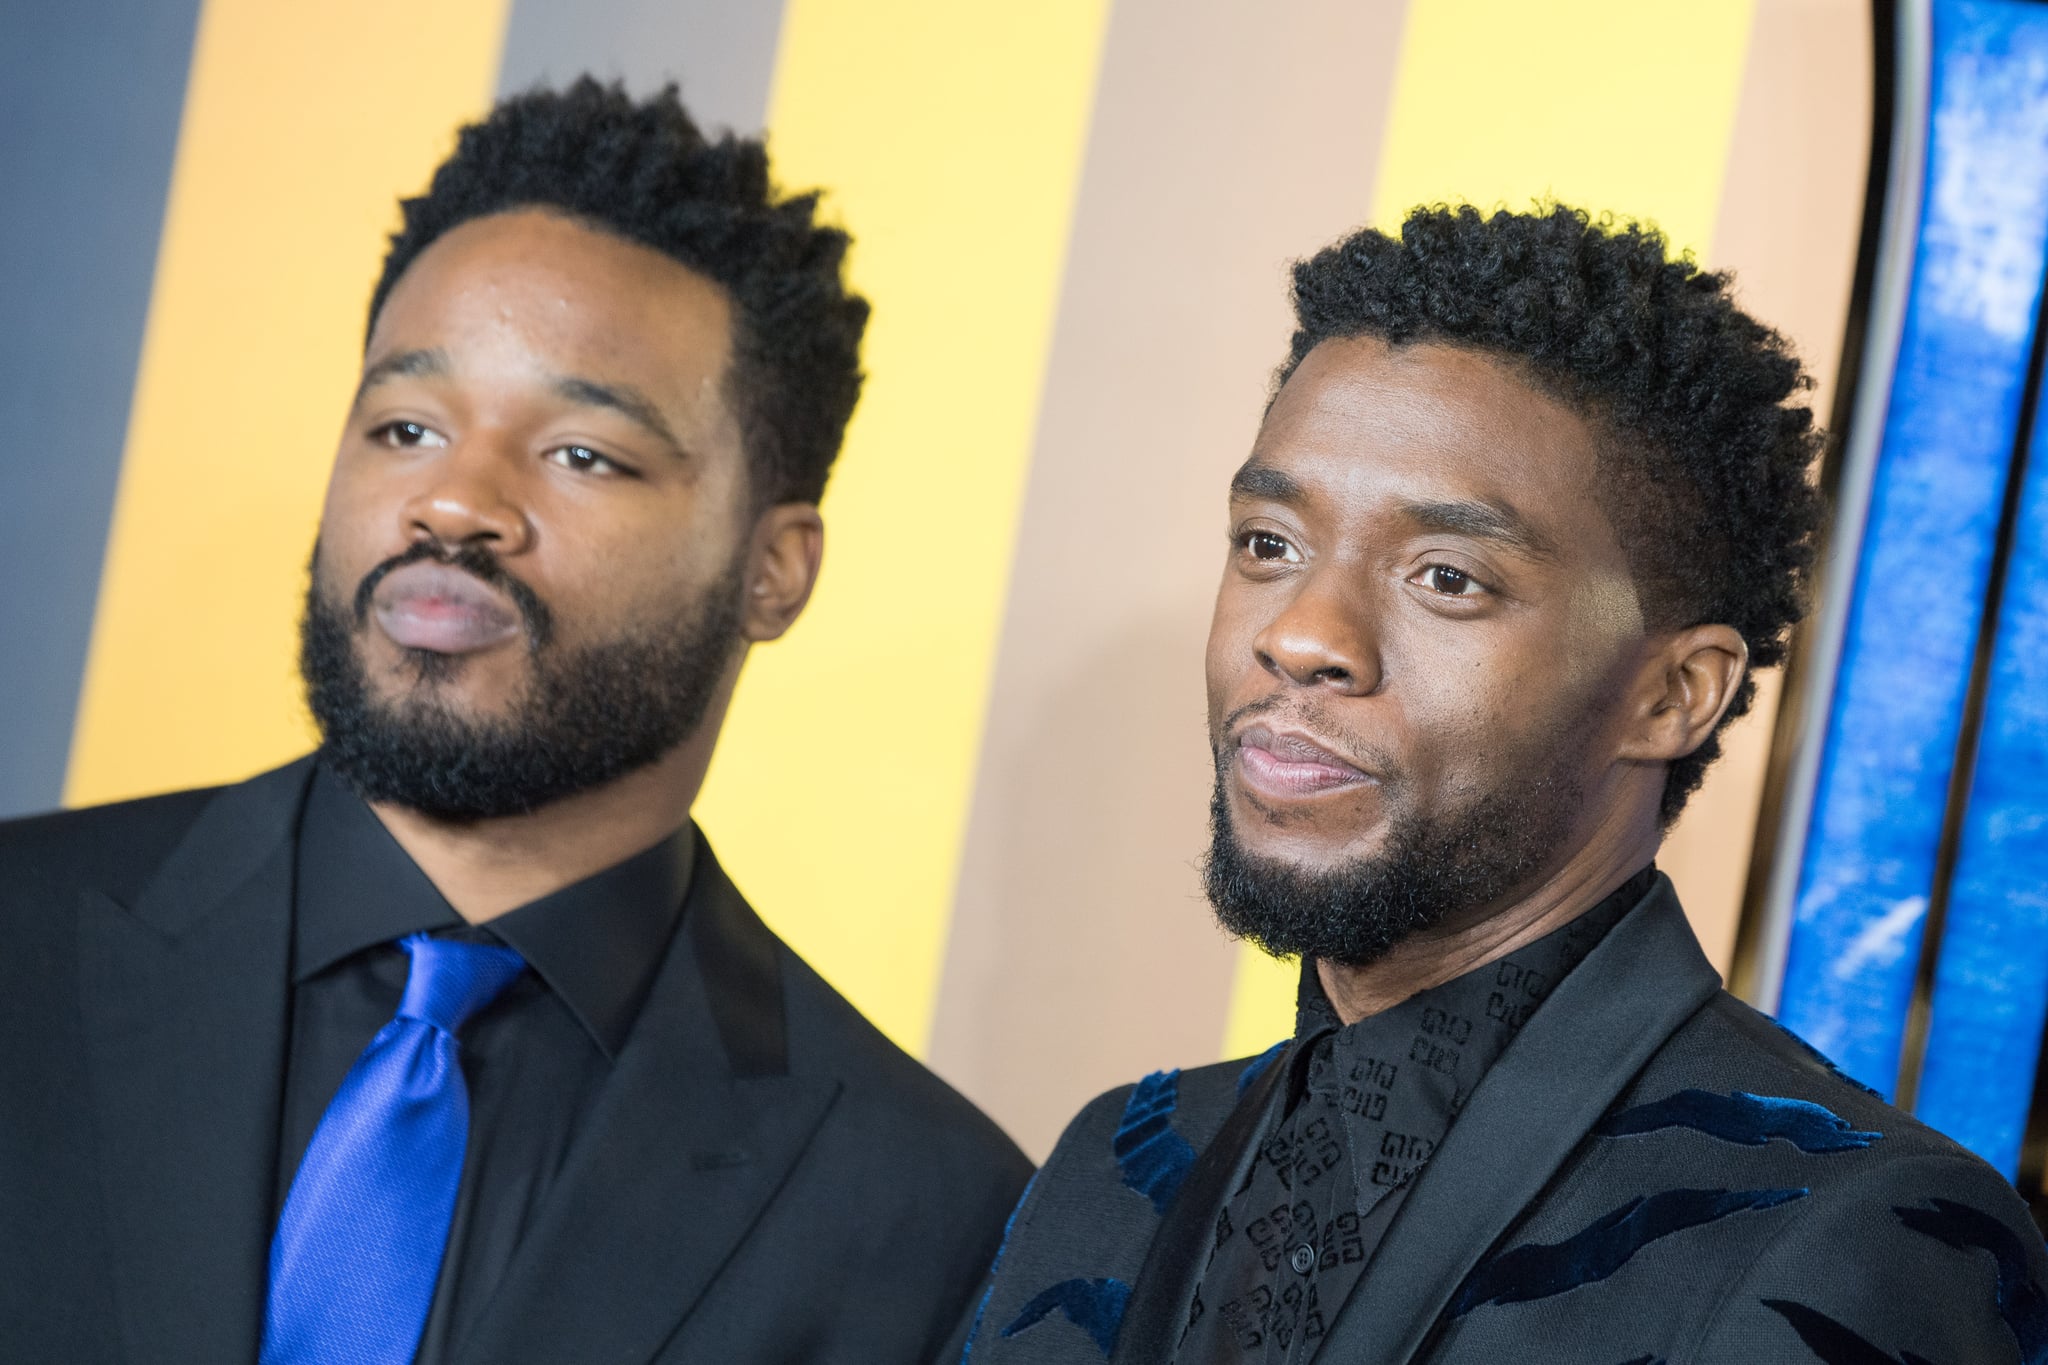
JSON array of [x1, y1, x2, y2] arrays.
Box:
[[454, 837, 840, 1365], [1316, 877, 1723, 1363], [76, 758, 315, 1365], [1111, 1041, 1298, 1364]]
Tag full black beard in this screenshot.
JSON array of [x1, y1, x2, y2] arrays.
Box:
[[1202, 743, 1583, 968], [300, 541, 745, 821]]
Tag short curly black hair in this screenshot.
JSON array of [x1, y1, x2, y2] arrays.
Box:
[[369, 78, 868, 506], [1282, 204, 1825, 825]]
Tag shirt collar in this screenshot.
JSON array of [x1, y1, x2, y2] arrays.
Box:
[[294, 762, 695, 1059], [485, 825, 693, 1059], [1294, 863, 1659, 1045], [295, 764, 461, 974]]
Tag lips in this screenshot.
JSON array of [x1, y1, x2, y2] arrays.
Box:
[[371, 560, 523, 655], [1234, 722, 1375, 799]]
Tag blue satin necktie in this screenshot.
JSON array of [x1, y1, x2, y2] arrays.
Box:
[[259, 933, 526, 1365]]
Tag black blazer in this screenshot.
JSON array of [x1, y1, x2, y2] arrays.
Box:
[[0, 756, 1033, 1364], [960, 876, 2048, 1364]]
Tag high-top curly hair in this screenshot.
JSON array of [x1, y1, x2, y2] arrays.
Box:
[[1282, 204, 1825, 825], [369, 78, 868, 506]]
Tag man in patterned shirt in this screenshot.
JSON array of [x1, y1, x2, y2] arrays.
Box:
[[956, 205, 2048, 1365]]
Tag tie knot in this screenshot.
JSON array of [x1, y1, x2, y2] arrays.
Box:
[[397, 933, 526, 1035]]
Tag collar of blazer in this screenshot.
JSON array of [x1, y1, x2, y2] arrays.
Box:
[[77, 754, 841, 1365], [1110, 874, 1722, 1365]]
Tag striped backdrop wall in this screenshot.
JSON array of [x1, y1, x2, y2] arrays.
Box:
[[1, 0, 1872, 1158]]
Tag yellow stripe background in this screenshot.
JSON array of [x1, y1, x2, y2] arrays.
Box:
[[1219, 0, 1764, 1060], [694, 1, 1113, 1052], [66, 0, 513, 807]]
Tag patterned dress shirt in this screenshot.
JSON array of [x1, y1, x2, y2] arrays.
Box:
[[1174, 868, 1655, 1363]]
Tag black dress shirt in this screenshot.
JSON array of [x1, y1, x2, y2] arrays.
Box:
[[1175, 867, 1656, 1364], [279, 764, 694, 1365]]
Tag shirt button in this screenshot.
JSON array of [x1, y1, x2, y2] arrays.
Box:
[[1289, 1243, 1316, 1275]]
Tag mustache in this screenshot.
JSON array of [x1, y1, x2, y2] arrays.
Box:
[[1215, 693, 1401, 782], [349, 541, 555, 650]]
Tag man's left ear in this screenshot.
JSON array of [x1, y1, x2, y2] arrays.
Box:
[[1617, 624, 1749, 762], [740, 503, 825, 643]]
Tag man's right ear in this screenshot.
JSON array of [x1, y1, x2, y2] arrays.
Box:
[[741, 503, 825, 643]]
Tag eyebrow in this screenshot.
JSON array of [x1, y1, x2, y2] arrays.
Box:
[[1229, 462, 1306, 503], [353, 347, 449, 404], [1232, 459, 1559, 561], [1399, 498, 1558, 560], [353, 350, 689, 461], [553, 376, 687, 460]]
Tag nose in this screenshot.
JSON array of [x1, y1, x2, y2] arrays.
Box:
[[1252, 571, 1382, 695], [397, 434, 532, 554]]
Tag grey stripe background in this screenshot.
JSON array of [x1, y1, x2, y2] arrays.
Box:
[[0, 0, 205, 819], [496, 0, 785, 135]]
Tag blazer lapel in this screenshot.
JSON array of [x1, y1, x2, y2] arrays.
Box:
[[455, 836, 840, 1365], [1111, 1041, 1298, 1364], [77, 758, 315, 1365], [1317, 876, 1723, 1364]]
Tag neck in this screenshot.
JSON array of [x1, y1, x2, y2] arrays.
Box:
[[1314, 797, 1662, 1026], [366, 668, 738, 923]]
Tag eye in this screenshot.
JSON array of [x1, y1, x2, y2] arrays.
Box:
[[1418, 564, 1483, 597], [1237, 529, 1301, 563], [544, 444, 628, 477], [369, 420, 446, 449]]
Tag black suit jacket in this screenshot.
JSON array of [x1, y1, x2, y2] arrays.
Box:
[[960, 876, 2048, 1364], [0, 757, 1033, 1365]]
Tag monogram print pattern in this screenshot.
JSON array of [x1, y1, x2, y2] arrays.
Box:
[[1173, 871, 1649, 1364]]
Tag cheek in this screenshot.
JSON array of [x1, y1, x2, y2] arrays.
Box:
[[1379, 613, 1573, 794], [1542, 577, 1650, 723], [1385, 607, 1514, 705], [1407, 623, 1634, 801], [317, 447, 417, 557], [548, 505, 729, 631], [317, 453, 367, 536], [313, 477, 384, 600], [1205, 584, 1267, 725], [528, 540, 639, 633]]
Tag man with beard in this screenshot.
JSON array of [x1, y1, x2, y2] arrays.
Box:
[[0, 81, 1028, 1365], [959, 207, 2048, 1365]]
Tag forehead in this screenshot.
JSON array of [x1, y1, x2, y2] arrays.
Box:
[[1252, 337, 1612, 538], [366, 209, 734, 405]]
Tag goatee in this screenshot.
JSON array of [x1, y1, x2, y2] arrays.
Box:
[[300, 540, 744, 821], [1202, 740, 1582, 968]]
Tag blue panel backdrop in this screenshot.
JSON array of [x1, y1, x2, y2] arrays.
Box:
[[1777, 0, 2048, 1096], [1913, 375, 2048, 1177]]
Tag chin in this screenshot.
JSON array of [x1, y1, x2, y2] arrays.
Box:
[[370, 641, 507, 691], [1228, 789, 1389, 869]]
